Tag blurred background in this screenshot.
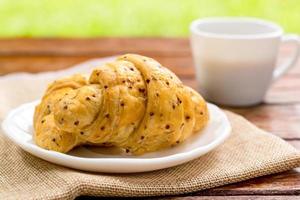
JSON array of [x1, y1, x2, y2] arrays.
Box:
[[0, 0, 299, 38]]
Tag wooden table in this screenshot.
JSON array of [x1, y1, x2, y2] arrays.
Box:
[[1, 38, 300, 199]]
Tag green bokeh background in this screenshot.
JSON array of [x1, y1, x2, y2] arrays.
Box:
[[0, 0, 299, 37]]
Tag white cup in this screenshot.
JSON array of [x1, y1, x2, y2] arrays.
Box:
[[190, 17, 300, 106]]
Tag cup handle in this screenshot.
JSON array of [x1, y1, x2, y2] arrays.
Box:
[[273, 34, 300, 81]]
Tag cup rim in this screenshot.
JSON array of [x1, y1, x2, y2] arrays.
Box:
[[190, 17, 283, 39]]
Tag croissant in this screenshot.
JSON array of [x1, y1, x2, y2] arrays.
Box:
[[34, 54, 209, 155]]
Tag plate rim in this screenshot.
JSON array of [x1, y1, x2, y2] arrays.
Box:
[[1, 100, 231, 172]]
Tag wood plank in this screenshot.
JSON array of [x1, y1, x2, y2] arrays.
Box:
[[77, 195, 300, 200], [225, 104, 300, 139], [0, 38, 295, 56], [265, 75, 300, 104], [0, 38, 190, 56], [196, 169, 300, 196], [0, 38, 300, 75], [159, 196, 300, 200], [0, 55, 194, 76]]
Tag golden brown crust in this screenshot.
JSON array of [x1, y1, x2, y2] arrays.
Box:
[[34, 54, 209, 155]]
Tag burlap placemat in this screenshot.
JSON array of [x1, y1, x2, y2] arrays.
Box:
[[1, 58, 300, 200]]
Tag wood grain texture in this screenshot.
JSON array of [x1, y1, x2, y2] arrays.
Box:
[[0, 38, 190, 56], [159, 196, 300, 200], [225, 104, 300, 139], [77, 196, 300, 200], [1, 38, 300, 199], [197, 169, 300, 196], [0, 55, 194, 77]]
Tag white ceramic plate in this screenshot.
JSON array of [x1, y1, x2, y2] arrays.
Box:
[[1, 101, 231, 173]]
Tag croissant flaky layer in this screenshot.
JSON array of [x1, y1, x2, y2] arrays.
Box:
[[34, 54, 209, 155]]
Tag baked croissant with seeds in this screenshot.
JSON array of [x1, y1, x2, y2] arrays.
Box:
[[34, 54, 209, 155]]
